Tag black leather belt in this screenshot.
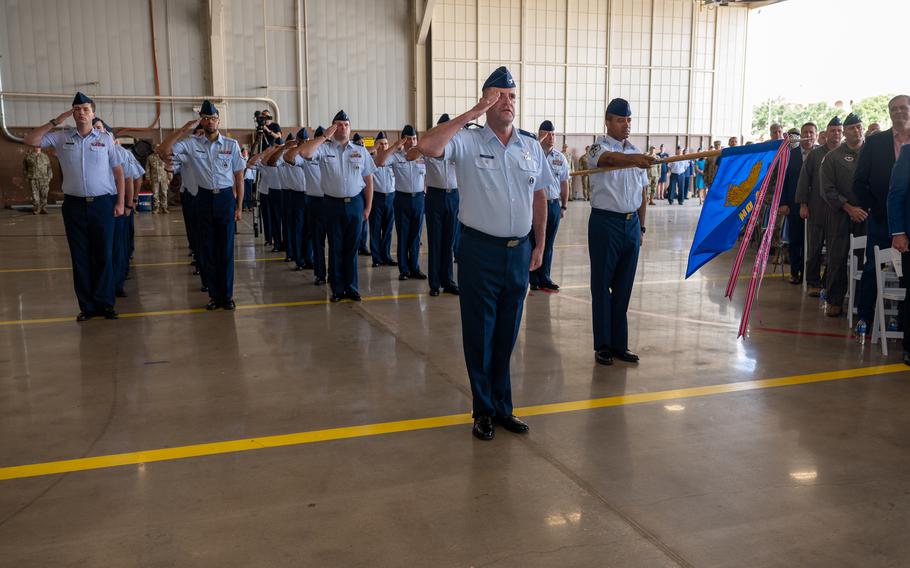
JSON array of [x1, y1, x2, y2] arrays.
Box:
[[198, 186, 232, 194], [428, 186, 457, 194], [64, 194, 113, 203], [462, 226, 528, 248], [592, 209, 637, 220], [396, 191, 424, 198]]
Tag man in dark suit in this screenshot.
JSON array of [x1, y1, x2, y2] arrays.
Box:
[[887, 144, 910, 364], [854, 95, 910, 329], [780, 122, 818, 285]]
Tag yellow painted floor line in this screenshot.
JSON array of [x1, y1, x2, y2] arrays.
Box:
[[0, 255, 287, 274], [0, 293, 424, 327], [0, 364, 905, 482]]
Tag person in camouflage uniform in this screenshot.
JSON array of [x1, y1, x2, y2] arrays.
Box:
[[146, 151, 170, 213], [23, 146, 53, 214], [646, 145, 659, 205]]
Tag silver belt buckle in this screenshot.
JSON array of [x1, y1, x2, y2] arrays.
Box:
[[625, 213, 633, 220], [212, 189, 221, 194], [446, 189, 453, 193], [85, 196, 94, 203], [507, 239, 519, 248], [344, 197, 352, 203]]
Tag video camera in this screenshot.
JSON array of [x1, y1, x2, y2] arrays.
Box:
[[253, 110, 272, 132]]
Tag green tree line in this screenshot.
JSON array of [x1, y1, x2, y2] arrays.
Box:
[[752, 94, 894, 139]]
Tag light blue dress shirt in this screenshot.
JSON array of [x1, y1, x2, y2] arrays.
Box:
[[314, 139, 376, 198], [40, 127, 122, 197], [444, 126, 555, 238], [372, 157, 396, 194], [276, 152, 306, 192], [294, 155, 324, 197], [171, 133, 245, 190], [389, 150, 427, 194], [588, 135, 649, 214], [425, 156, 458, 189], [543, 148, 569, 200]]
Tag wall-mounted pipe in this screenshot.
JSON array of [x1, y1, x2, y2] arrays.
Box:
[[0, 91, 281, 143]]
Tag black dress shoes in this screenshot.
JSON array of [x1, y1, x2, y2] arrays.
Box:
[[443, 285, 460, 296], [200, 286, 208, 293], [76, 312, 93, 322], [410, 271, 428, 280], [399, 273, 409, 281], [595, 350, 614, 365], [101, 307, 118, 320], [530, 283, 539, 291], [542, 282, 560, 291], [330, 293, 344, 303], [612, 349, 640, 363], [222, 299, 236, 310], [206, 299, 219, 311], [314, 277, 326, 286], [372, 262, 382, 267], [494, 415, 529, 434], [346, 291, 362, 302], [115, 289, 128, 298], [903, 351, 910, 367], [384, 260, 398, 267], [429, 288, 440, 297], [472, 416, 494, 441]]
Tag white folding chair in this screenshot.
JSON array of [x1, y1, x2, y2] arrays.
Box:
[[847, 234, 867, 329], [871, 246, 905, 356], [803, 221, 808, 293]]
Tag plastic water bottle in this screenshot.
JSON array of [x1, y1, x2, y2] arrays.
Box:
[[856, 320, 867, 344], [888, 317, 898, 332]]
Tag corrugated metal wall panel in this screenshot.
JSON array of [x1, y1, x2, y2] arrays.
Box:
[[223, 0, 269, 128], [306, 0, 410, 131]]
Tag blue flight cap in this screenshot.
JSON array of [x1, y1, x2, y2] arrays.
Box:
[[843, 113, 861, 126], [539, 120, 555, 132], [376, 131, 387, 140], [352, 133, 362, 142], [297, 128, 309, 140], [72, 91, 93, 106], [275, 137, 284, 145], [199, 100, 219, 116], [286, 132, 295, 142], [437, 113, 451, 125], [482, 66, 516, 90], [827, 115, 842, 128], [314, 125, 325, 137], [401, 124, 417, 137], [333, 110, 349, 122], [606, 98, 632, 117]]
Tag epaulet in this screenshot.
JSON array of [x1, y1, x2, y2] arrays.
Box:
[[517, 128, 536, 139]]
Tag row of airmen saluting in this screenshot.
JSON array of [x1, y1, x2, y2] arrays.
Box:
[[24, 65, 656, 441]]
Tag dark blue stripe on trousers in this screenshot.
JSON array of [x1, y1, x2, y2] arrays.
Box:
[[112, 215, 129, 293], [369, 192, 395, 264], [196, 189, 236, 302], [306, 195, 327, 280], [588, 210, 640, 352], [394, 192, 425, 275], [529, 199, 562, 287], [458, 228, 530, 418], [285, 191, 308, 267], [324, 193, 364, 295], [426, 188, 459, 289], [61, 194, 115, 312]]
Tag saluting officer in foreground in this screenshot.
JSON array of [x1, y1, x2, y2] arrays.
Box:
[[587, 98, 655, 366], [24, 92, 126, 321], [159, 101, 246, 310], [417, 66, 555, 441]]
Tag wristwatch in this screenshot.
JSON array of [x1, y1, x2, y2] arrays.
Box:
[[640, 226, 647, 234], [49, 118, 60, 127], [560, 204, 567, 211]]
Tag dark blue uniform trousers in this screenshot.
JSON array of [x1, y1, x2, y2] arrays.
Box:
[[358, 219, 370, 254], [325, 193, 364, 295], [859, 217, 891, 322], [269, 188, 285, 251], [306, 195, 327, 280], [62, 194, 116, 313], [458, 227, 530, 418], [589, 209, 640, 352], [112, 214, 129, 294], [369, 192, 395, 265], [426, 187, 460, 290], [668, 173, 685, 204], [786, 214, 804, 279], [394, 191, 425, 276], [260, 193, 273, 244], [181, 190, 196, 253], [197, 188, 236, 302], [285, 190, 308, 268], [529, 198, 562, 287]]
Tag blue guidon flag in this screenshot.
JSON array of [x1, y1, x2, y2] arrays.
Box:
[[685, 140, 786, 279]]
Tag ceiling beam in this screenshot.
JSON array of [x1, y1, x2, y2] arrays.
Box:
[[417, 0, 437, 45]]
